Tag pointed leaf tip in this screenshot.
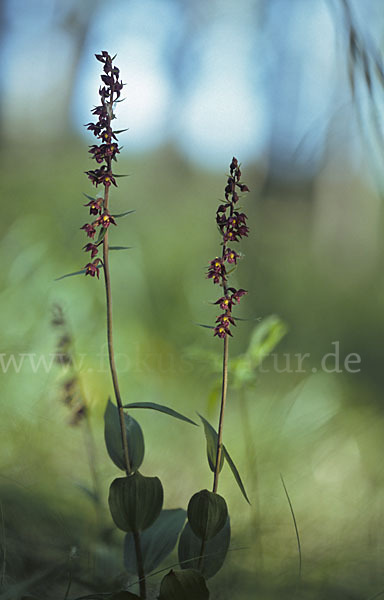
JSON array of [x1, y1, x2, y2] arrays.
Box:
[[55, 269, 87, 281], [112, 210, 135, 218], [110, 245, 133, 251], [223, 445, 250, 504], [123, 402, 198, 426]]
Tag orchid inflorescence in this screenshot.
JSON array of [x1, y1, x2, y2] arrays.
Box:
[[81, 51, 124, 279], [207, 157, 250, 338]]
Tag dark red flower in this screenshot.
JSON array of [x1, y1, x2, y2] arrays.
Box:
[[206, 157, 250, 337], [207, 257, 226, 284], [214, 295, 234, 310], [214, 324, 233, 338], [85, 166, 117, 187], [230, 157, 238, 173], [85, 259, 102, 278], [237, 183, 250, 192], [81, 52, 128, 279], [216, 213, 227, 228], [81, 223, 96, 239], [216, 313, 235, 327], [84, 199, 102, 215], [95, 212, 116, 229], [237, 225, 249, 237], [223, 229, 238, 243], [231, 289, 247, 303], [224, 248, 239, 264], [84, 243, 99, 258]]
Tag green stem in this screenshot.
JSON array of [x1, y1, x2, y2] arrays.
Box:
[[198, 333, 229, 571], [102, 164, 146, 600], [102, 221, 131, 476], [212, 334, 229, 493]]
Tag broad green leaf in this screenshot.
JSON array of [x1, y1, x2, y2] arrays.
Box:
[[110, 246, 133, 251], [198, 414, 224, 473], [55, 269, 86, 281], [187, 490, 227, 540], [112, 210, 135, 218], [178, 518, 230, 579], [124, 509, 186, 575], [108, 473, 163, 533], [222, 446, 250, 504], [124, 402, 197, 426], [159, 569, 209, 600], [104, 399, 144, 472]]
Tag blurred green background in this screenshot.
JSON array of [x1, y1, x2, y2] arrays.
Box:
[[2, 0, 384, 598]]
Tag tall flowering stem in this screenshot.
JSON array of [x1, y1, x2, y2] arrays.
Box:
[[83, 51, 146, 599], [207, 157, 250, 493]]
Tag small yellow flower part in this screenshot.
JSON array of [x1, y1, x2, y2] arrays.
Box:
[[105, 176, 111, 183]]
